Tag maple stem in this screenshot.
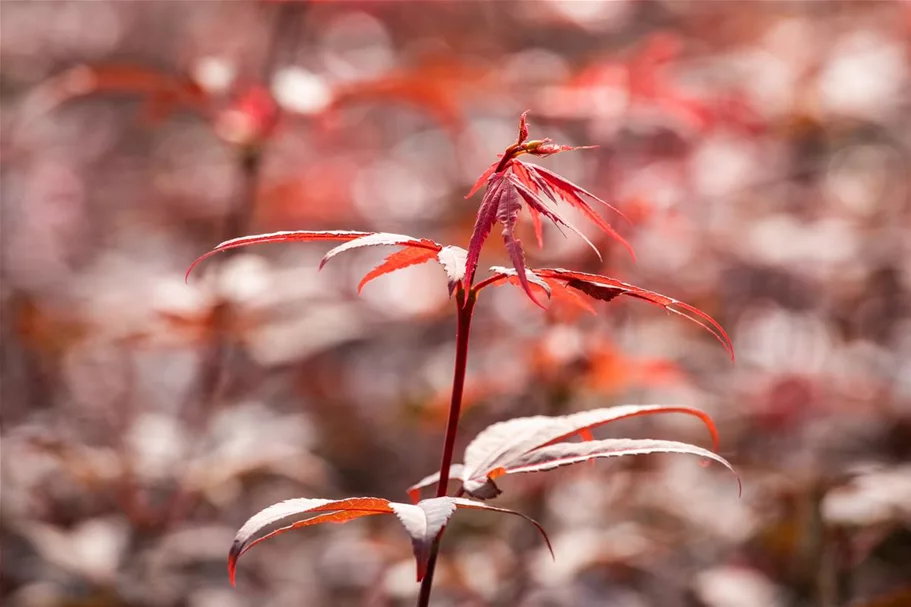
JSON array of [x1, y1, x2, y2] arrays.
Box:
[[417, 288, 476, 607], [436, 290, 475, 495]]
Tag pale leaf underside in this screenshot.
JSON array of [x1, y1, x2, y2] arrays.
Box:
[[407, 405, 736, 501], [319, 233, 441, 269], [461, 437, 741, 499], [437, 246, 468, 292], [228, 495, 550, 585]]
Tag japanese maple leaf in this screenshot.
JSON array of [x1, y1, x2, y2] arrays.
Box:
[[464, 111, 633, 307], [227, 496, 551, 585], [186, 230, 468, 294], [479, 266, 733, 360], [407, 405, 739, 501]]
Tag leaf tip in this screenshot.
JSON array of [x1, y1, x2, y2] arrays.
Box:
[[733, 468, 743, 498], [185, 250, 218, 283], [620, 238, 637, 262], [227, 541, 242, 587], [518, 110, 531, 143], [527, 290, 548, 311]]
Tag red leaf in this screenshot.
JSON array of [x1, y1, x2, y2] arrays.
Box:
[[523, 164, 635, 260], [465, 160, 500, 199], [488, 266, 552, 299], [511, 162, 557, 204], [358, 247, 439, 294], [565, 278, 624, 303], [541, 277, 597, 314], [464, 112, 633, 281], [186, 230, 372, 281], [509, 175, 601, 260], [526, 202, 545, 249], [525, 163, 628, 221], [535, 269, 734, 360], [465, 173, 507, 285], [496, 179, 544, 309]]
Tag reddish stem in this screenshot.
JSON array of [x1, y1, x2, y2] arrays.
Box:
[[417, 288, 476, 607], [471, 273, 509, 294], [435, 291, 475, 494]]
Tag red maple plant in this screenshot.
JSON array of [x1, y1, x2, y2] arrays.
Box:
[[188, 112, 738, 606]]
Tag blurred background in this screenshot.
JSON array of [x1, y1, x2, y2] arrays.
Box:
[[2, 1, 910, 606]]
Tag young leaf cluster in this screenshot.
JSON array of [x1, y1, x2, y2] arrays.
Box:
[[186, 112, 738, 601]]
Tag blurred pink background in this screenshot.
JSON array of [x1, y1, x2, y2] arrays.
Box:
[[2, 2, 910, 606]]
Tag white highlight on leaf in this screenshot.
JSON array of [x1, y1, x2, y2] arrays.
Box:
[[216, 230, 371, 251], [488, 266, 552, 297], [320, 233, 439, 267], [437, 246, 467, 288], [408, 405, 737, 500], [230, 495, 549, 584]]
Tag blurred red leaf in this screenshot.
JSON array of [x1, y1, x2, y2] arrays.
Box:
[[329, 58, 488, 136], [13, 297, 89, 359], [18, 64, 210, 127], [587, 344, 687, 394]]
